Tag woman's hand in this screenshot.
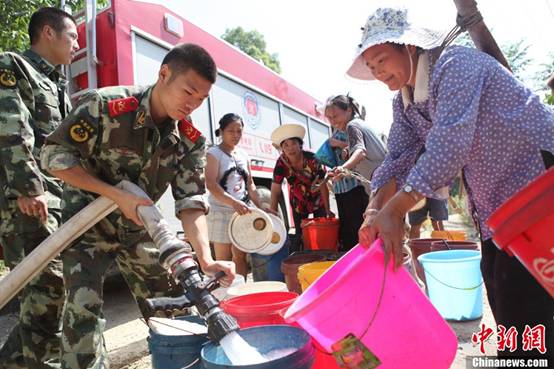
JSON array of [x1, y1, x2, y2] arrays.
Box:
[[358, 206, 405, 270], [328, 166, 346, 182], [114, 190, 154, 226], [329, 138, 347, 149], [231, 199, 251, 215]]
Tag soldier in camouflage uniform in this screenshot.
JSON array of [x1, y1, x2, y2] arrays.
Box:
[[40, 43, 235, 369], [0, 8, 78, 369]]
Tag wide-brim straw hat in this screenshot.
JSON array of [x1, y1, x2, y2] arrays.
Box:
[[271, 124, 306, 147], [347, 7, 447, 80]]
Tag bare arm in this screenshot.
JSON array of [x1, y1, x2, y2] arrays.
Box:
[[270, 182, 282, 213], [246, 161, 263, 209], [319, 182, 333, 216], [341, 148, 366, 170]]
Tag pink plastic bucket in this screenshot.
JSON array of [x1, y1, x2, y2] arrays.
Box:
[[284, 241, 458, 369]]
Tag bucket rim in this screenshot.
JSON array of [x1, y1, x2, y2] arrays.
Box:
[[418, 249, 481, 263], [284, 242, 378, 322], [221, 291, 298, 310]]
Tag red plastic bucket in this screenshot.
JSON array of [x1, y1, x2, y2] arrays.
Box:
[[301, 217, 340, 251], [221, 290, 341, 368], [220, 291, 298, 328], [487, 168, 554, 298]]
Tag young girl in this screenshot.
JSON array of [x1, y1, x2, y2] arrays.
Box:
[[350, 7, 554, 358], [205, 113, 264, 278]]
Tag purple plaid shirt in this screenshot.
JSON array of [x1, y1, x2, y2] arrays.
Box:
[[372, 46, 554, 240]]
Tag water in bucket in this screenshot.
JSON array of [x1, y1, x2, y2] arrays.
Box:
[[418, 250, 483, 321], [203, 325, 315, 369]]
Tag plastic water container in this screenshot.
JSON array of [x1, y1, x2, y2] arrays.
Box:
[[251, 239, 289, 282], [148, 315, 208, 369], [226, 281, 288, 299], [431, 230, 466, 240], [201, 325, 315, 369], [418, 250, 483, 321], [211, 274, 245, 301], [487, 167, 554, 297], [430, 240, 479, 252], [221, 291, 298, 328], [297, 261, 336, 292], [301, 217, 340, 251], [282, 253, 328, 294], [284, 241, 457, 369]]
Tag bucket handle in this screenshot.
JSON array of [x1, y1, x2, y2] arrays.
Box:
[[424, 269, 484, 290], [441, 239, 452, 250], [181, 358, 200, 369]]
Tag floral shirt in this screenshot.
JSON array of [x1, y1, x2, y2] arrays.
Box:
[[273, 151, 326, 214], [371, 46, 554, 240]]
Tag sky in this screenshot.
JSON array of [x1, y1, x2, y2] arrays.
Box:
[[139, 0, 554, 135]]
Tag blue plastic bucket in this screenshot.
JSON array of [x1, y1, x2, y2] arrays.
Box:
[[251, 240, 289, 282], [418, 250, 483, 321], [148, 315, 209, 369], [201, 325, 315, 369]]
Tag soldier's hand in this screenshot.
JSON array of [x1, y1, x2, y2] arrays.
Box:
[[202, 260, 236, 287], [17, 195, 48, 223], [114, 190, 153, 226]]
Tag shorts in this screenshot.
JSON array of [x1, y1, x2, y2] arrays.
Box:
[[408, 197, 448, 226], [207, 208, 235, 244]]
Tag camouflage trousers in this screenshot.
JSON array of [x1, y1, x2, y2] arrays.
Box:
[[0, 208, 65, 369], [60, 220, 184, 369]]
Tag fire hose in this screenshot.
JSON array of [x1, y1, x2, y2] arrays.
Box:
[[0, 180, 238, 343]]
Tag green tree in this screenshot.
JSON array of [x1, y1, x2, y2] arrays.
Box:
[[0, 0, 108, 53], [222, 27, 281, 74], [533, 53, 554, 103], [501, 39, 532, 81]]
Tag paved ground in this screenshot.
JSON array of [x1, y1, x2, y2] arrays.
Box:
[[0, 213, 499, 368]]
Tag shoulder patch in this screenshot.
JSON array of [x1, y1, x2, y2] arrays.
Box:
[[107, 96, 139, 117], [69, 120, 95, 143], [0, 69, 16, 87], [178, 119, 202, 143]]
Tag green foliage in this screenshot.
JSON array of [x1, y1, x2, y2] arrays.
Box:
[[546, 94, 554, 105], [222, 27, 281, 74], [0, 0, 108, 53], [501, 39, 532, 81], [534, 53, 554, 93]]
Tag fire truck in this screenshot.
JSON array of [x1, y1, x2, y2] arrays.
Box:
[[69, 0, 332, 233]]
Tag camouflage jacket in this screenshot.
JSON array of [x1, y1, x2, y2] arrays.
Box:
[[0, 50, 70, 210], [41, 85, 208, 229]]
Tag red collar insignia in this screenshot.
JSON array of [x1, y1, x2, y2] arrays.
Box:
[[108, 96, 139, 117], [178, 119, 202, 143]]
